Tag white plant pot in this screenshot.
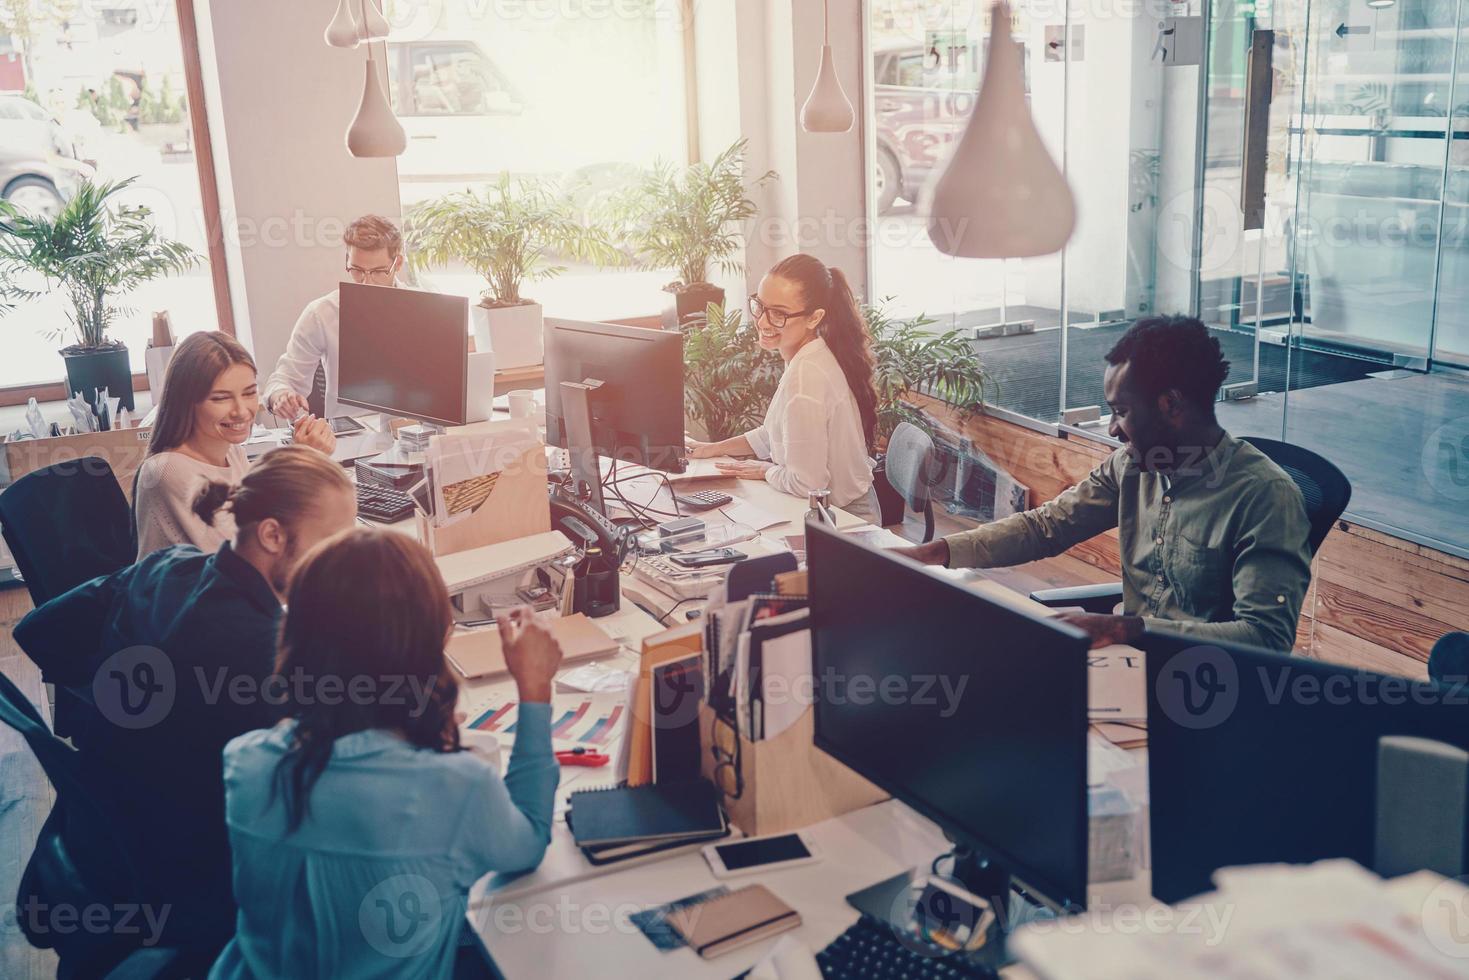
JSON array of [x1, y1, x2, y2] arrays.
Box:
[[471, 301, 544, 370]]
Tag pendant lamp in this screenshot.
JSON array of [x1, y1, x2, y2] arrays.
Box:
[[324, 0, 359, 48], [801, 0, 855, 133], [346, 0, 405, 157], [926, 1, 1075, 258], [356, 0, 391, 42]]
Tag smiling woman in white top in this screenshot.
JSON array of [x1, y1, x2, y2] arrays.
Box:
[[688, 254, 879, 520], [135, 331, 336, 557]]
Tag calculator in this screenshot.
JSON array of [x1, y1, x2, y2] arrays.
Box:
[[675, 490, 734, 511]]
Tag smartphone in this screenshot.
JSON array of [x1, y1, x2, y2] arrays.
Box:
[[702, 832, 821, 879], [330, 415, 366, 435], [669, 548, 746, 568]]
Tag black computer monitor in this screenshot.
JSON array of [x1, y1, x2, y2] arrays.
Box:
[[337, 282, 469, 426], [807, 520, 1092, 918], [543, 318, 685, 474], [1144, 626, 1469, 903]]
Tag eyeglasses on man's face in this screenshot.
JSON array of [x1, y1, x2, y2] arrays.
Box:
[[346, 264, 395, 283], [748, 295, 814, 330]]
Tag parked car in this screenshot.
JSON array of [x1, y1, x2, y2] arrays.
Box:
[[0, 94, 93, 217], [871, 40, 1029, 214]]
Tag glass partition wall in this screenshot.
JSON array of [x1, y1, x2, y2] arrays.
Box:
[[866, 0, 1469, 556]]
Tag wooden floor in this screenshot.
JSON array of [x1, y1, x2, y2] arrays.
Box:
[[0, 582, 58, 978]]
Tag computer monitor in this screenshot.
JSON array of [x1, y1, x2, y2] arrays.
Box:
[[337, 282, 473, 427], [1144, 627, 1469, 903], [543, 317, 686, 475], [807, 520, 1092, 922]]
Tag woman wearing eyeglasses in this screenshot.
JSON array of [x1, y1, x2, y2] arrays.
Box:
[[687, 254, 879, 521], [262, 215, 403, 422]]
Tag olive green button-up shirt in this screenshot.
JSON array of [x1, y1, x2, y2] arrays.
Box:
[[943, 432, 1313, 651]]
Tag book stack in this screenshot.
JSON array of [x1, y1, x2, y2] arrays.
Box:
[[566, 779, 730, 866]]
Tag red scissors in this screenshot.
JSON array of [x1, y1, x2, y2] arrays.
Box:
[[556, 747, 609, 767]]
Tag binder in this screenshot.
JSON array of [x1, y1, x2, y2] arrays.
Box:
[[566, 780, 725, 848]]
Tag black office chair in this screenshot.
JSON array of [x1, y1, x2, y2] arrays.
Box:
[[882, 422, 945, 544], [0, 672, 187, 978], [0, 456, 136, 607], [1028, 436, 1352, 614]]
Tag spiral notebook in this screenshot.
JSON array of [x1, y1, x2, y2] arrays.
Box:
[[566, 779, 726, 848]]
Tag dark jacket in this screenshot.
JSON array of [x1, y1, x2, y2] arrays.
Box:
[[14, 543, 282, 948]]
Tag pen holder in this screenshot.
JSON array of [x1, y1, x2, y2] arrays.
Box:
[[698, 703, 886, 837]]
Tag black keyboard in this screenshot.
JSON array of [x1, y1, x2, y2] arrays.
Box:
[[817, 916, 997, 980], [356, 483, 415, 523]]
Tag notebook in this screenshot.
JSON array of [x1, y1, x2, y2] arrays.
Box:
[[446, 613, 620, 679], [667, 884, 802, 959], [566, 779, 726, 848]]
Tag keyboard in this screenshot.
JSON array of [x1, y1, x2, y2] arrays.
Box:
[[816, 916, 997, 980], [356, 483, 415, 523]]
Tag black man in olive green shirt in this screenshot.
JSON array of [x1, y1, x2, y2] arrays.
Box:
[[894, 316, 1313, 652]]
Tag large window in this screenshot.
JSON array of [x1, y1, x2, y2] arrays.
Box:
[[387, 0, 692, 318], [0, 0, 225, 397]]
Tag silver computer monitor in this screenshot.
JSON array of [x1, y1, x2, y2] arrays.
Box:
[[337, 282, 469, 427]]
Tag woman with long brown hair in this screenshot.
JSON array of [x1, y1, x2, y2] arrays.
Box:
[[211, 529, 563, 980], [136, 331, 335, 557], [688, 253, 879, 519]]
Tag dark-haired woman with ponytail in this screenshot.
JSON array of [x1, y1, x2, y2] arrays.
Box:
[[11, 446, 357, 967], [688, 253, 879, 519]]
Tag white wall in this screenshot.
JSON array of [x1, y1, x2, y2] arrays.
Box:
[[197, 0, 401, 379]]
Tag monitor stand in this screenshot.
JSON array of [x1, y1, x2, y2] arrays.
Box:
[[560, 378, 606, 515], [843, 845, 1060, 972]]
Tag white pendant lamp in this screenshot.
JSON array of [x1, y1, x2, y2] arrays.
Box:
[[356, 0, 391, 43], [801, 0, 855, 133], [926, 1, 1075, 258], [347, 53, 407, 157], [342, 0, 404, 157], [324, 0, 359, 48]]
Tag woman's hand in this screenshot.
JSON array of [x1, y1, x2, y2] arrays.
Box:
[[291, 414, 337, 455], [714, 460, 774, 481], [499, 606, 563, 703], [686, 438, 721, 459]]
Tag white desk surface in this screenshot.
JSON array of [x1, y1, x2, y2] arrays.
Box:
[[381, 452, 1153, 978]]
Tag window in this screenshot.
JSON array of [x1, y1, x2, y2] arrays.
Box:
[[0, 1, 227, 400], [392, 4, 692, 320]]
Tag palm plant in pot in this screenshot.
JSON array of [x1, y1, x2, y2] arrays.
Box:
[[681, 302, 783, 441], [613, 139, 775, 329], [404, 173, 620, 368], [0, 177, 196, 411]]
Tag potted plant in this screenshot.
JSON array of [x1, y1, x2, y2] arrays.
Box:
[[404, 173, 620, 369], [613, 139, 775, 330], [681, 302, 783, 441], [0, 176, 196, 411], [865, 301, 990, 526]]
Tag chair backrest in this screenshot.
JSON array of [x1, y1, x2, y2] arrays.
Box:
[[1240, 436, 1353, 556], [885, 422, 944, 510], [0, 456, 135, 606]]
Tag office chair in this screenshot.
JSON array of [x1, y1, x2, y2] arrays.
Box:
[[0, 456, 136, 607], [0, 672, 187, 978], [1027, 436, 1352, 614], [882, 421, 945, 544]]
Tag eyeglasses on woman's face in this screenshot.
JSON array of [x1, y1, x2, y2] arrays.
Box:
[[748, 294, 814, 331]]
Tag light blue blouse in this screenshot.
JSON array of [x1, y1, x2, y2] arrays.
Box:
[[209, 703, 556, 980]]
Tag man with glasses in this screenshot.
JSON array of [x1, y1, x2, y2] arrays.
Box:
[[263, 214, 404, 421]]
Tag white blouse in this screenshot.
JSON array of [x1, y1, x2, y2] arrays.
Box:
[[743, 337, 874, 513], [134, 445, 250, 558]]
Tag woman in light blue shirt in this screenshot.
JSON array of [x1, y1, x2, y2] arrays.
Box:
[[210, 529, 563, 980]]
